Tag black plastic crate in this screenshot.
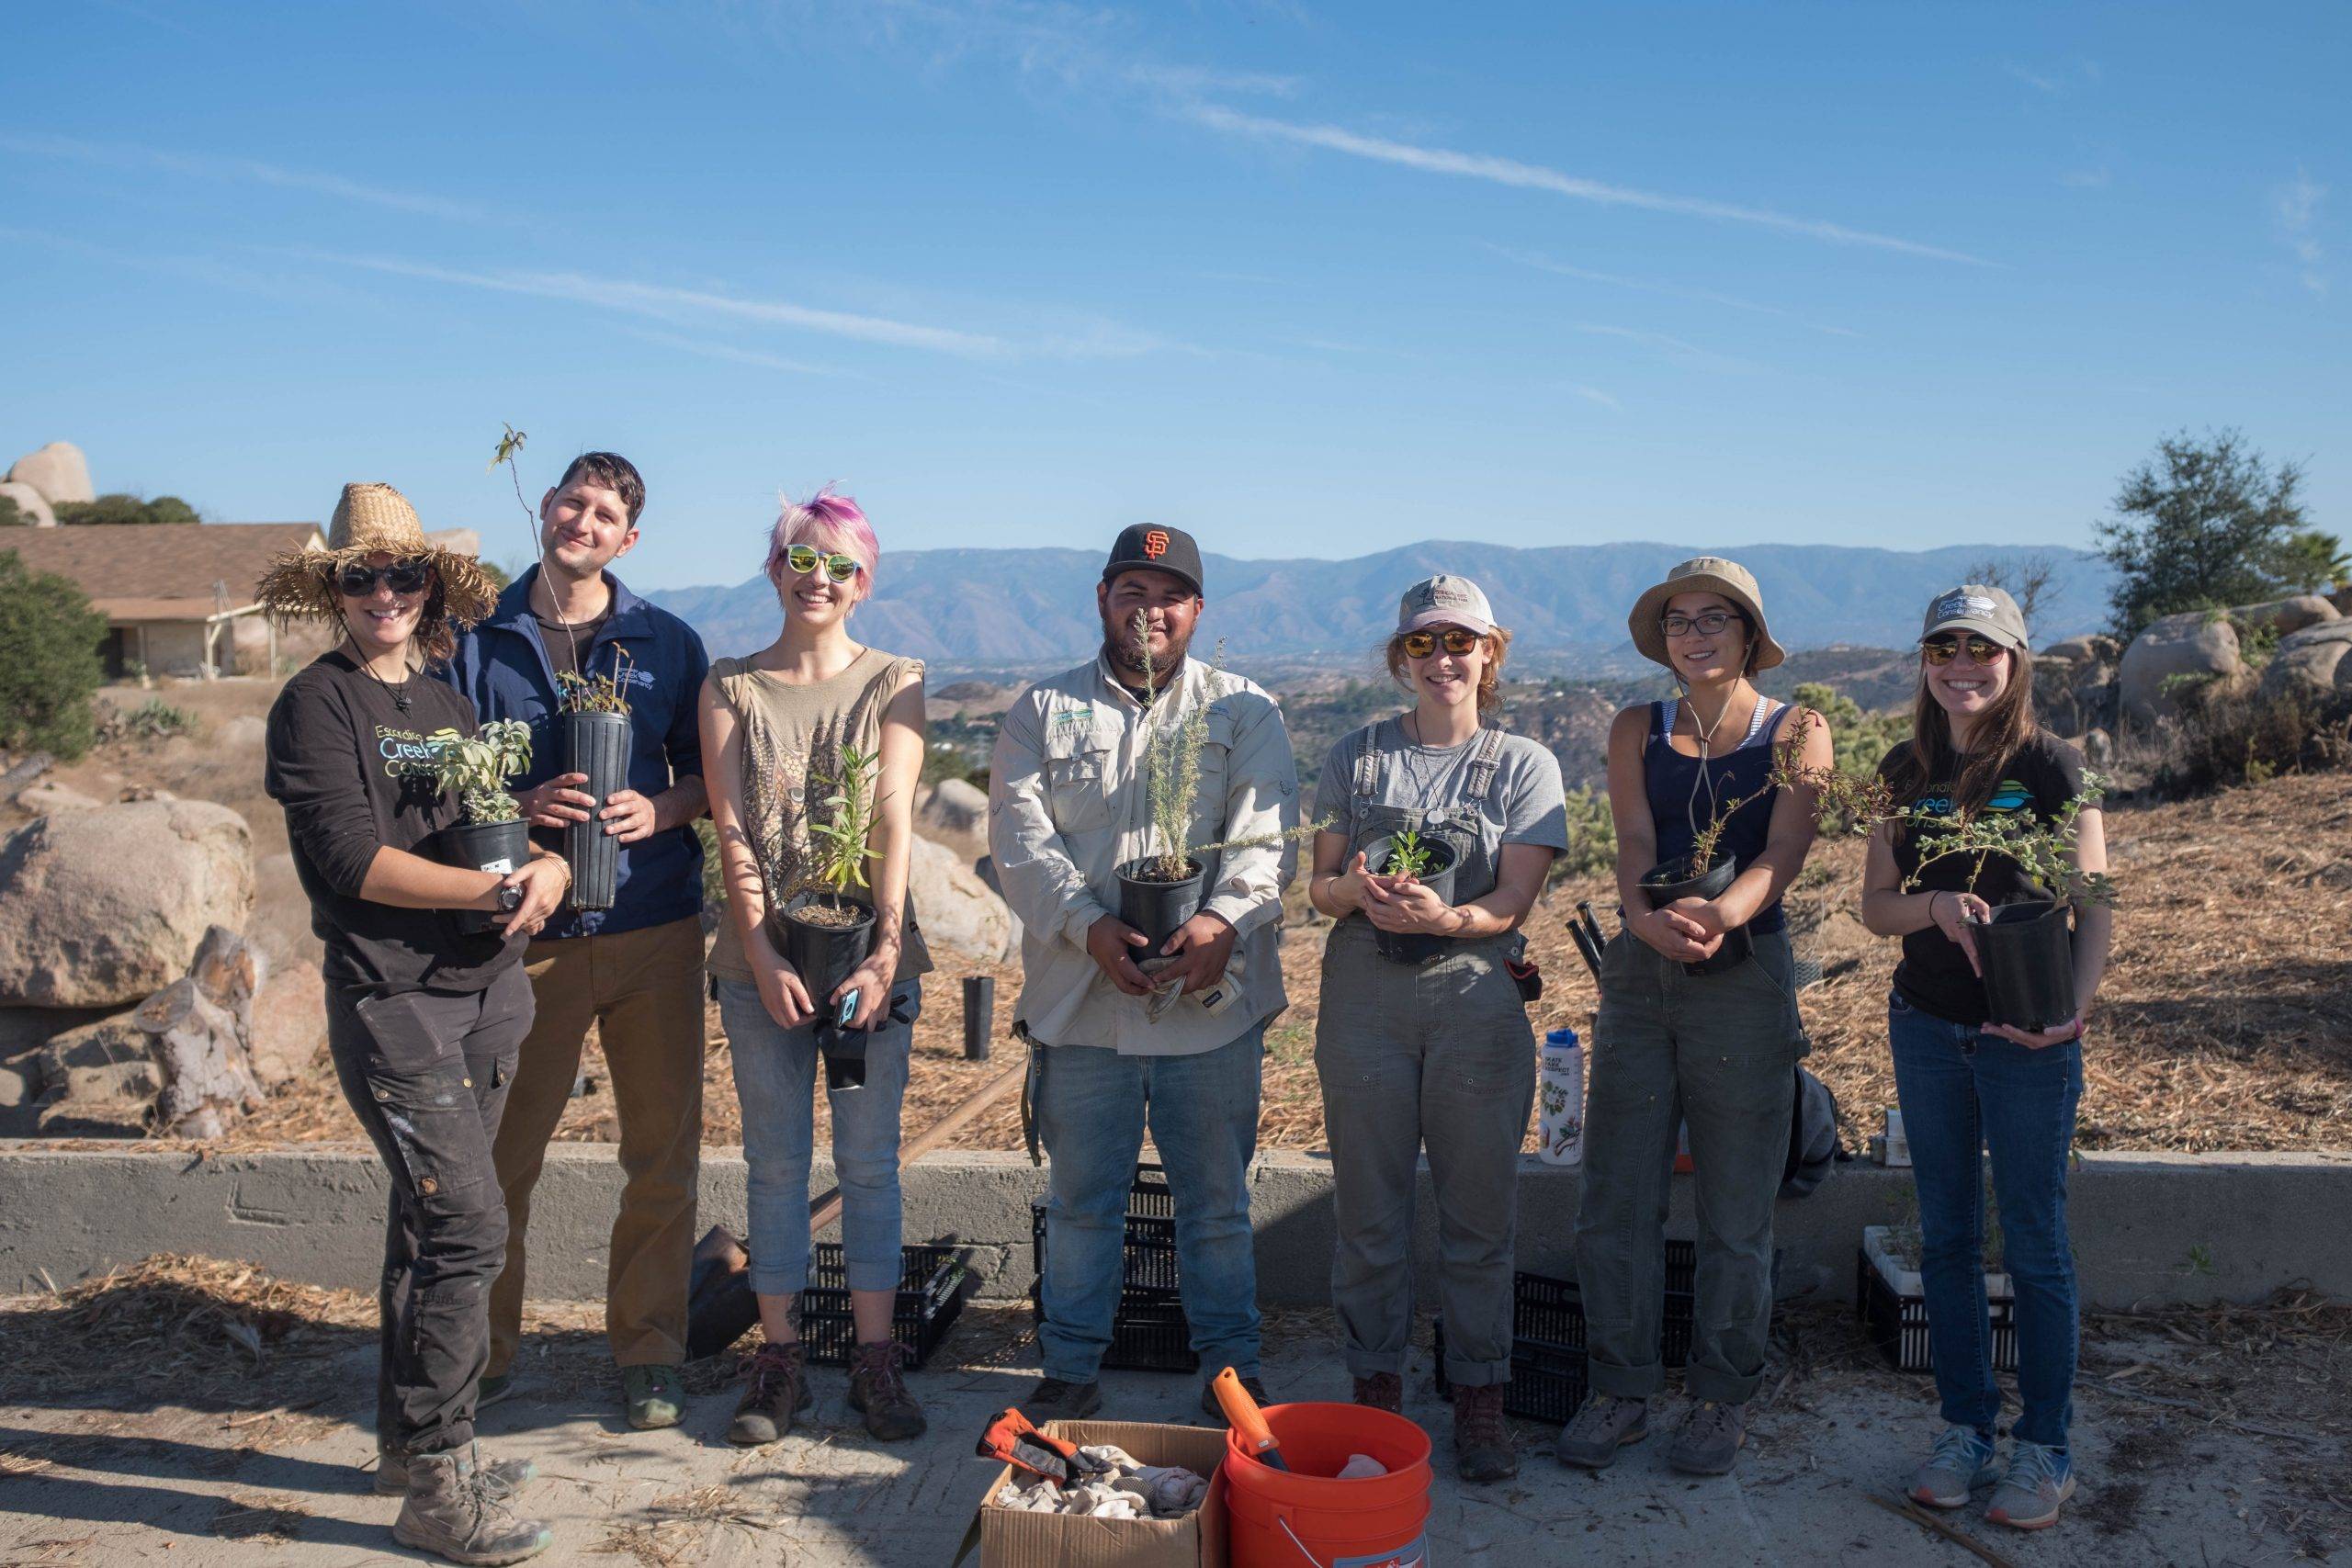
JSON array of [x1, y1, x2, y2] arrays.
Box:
[[1028, 1165, 1198, 1372], [1856, 1248, 2018, 1375], [1433, 1318, 1589, 1425], [797, 1242, 969, 1368]]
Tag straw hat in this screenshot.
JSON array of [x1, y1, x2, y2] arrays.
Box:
[[255, 482, 497, 626], [1627, 554, 1787, 673]]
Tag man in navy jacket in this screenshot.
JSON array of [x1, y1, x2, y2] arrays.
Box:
[[440, 451, 711, 1431]]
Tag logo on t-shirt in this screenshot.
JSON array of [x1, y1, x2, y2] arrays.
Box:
[[1915, 778, 2032, 818], [376, 723, 438, 780]]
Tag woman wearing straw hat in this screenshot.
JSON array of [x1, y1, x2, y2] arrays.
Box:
[[261, 482, 567, 1564], [1306, 574, 1567, 1483], [1556, 556, 1829, 1480]]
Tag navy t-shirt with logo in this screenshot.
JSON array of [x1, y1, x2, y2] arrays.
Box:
[[1876, 729, 2086, 1026]]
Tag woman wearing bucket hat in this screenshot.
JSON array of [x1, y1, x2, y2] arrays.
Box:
[[1306, 574, 1567, 1483], [1859, 585, 2109, 1531], [1558, 555, 1830, 1480], [261, 482, 566, 1564]]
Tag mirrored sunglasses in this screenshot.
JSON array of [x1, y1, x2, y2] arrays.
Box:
[[1401, 627, 1482, 659], [1920, 635, 2008, 666], [784, 545, 861, 583], [334, 558, 431, 597]]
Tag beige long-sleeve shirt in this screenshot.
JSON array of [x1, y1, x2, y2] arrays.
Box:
[[989, 651, 1300, 1055]]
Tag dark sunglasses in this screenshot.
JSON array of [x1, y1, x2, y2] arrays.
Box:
[[334, 558, 431, 597], [1920, 635, 2008, 666], [1401, 627, 1482, 659]]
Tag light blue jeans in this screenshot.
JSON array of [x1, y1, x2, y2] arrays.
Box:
[[1034, 1022, 1266, 1386], [717, 976, 920, 1296]]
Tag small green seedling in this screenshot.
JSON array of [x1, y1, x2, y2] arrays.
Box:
[[417, 718, 534, 824]]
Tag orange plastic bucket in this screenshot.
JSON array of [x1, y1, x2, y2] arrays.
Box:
[[1223, 1403, 1433, 1568]]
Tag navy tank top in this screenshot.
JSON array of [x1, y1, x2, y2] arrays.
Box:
[[1642, 696, 1790, 935]]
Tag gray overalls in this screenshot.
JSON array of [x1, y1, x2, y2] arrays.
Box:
[[1312, 724, 1538, 1389]]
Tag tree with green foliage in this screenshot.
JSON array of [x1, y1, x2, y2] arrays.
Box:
[[0, 495, 27, 527], [2274, 528, 2349, 592], [0, 549, 108, 760], [2098, 429, 2313, 639], [51, 493, 201, 526], [1790, 681, 1910, 779]]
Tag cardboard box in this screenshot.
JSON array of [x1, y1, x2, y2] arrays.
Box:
[[978, 1419, 1227, 1568]]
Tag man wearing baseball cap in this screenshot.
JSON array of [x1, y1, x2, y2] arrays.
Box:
[[989, 524, 1303, 1423]]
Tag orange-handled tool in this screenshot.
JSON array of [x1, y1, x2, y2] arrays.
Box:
[[1212, 1367, 1287, 1471]]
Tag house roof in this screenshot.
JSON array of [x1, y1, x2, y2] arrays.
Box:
[[0, 523, 324, 622]]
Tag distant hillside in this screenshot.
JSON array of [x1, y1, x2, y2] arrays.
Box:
[[646, 540, 2111, 673]]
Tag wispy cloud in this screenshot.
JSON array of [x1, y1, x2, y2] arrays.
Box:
[[2004, 62, 2062, 94], [1571, 323, 1756, 373], [0, 131, 501, 225], [621, 328, 845, 378], [2276, 167, 2326, 297], [1181, 103, 1993, 265], [1483, 242, 1860, 338], [1566, 384, 1620, 409], [2058, 166, 2111, 189]]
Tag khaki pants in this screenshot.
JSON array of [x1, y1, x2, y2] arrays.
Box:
[[486, 915, 706, 1375]]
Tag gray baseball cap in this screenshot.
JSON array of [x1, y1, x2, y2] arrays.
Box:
[[1921, 583, 2030, 651], [1396, 574, 1496, 636]]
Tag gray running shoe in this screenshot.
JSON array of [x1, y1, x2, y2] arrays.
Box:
[[1555, 1394, 1649, 1470], [1909, 1426, 1999, 1508], [1986, 1440, 2075, 1530], [1667, 1399, 1747, 1476], [392, 1448, 553, 1565]]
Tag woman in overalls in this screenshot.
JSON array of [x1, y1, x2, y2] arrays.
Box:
[[1558, 556, 1829, 1479], [1307, 574, 1568, 1483]]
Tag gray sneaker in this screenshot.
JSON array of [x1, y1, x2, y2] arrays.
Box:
[[1555, 1394, 1649, 1470], [1667, 1399, 1747, 1476], [391, 1448, 554, 1565], [622, 1364, 685, 1430], [375, 1448, 536, 1499], [1986, 1440, 2075, 1530], [1908, 1426, 1999, 1509]]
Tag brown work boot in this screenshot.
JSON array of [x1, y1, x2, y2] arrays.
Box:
[[1451, 1382, 1518, 1483], [391, 1448, 553, 1565], [1353, 1372, 1403, 1413], [727, 1340, 811, 1447], [847, 1339, 928, 1441]]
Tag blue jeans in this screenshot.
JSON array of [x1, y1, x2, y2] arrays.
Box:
[[1888, 991, 2082, 1450], [717, 976, 920, 1296], [1034, 1024, 1266, 1385]]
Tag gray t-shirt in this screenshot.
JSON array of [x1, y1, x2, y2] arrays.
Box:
[[1313, 717, 1568, 901]]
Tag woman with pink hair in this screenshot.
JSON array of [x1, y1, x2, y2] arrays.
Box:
[[698, 489, 933, 1448]]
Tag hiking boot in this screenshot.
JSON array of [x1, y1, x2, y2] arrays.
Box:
[[1202, 1374, 1272, 1423], [727, 1341, 811, 1447], [1024, 1376, 1103, 1423], [848, 1340, 928, 1441], [621, 1364, 684, 1431], [1986, 1441, 2075, 1530], [1353, 1373, 1403, 1413], [375, 1448, 536, 1499], [1451, 1382, 1517, 1483], [391, 1448, 553, 1566], [475, 1371, 514, 1410], [1555, 1394, 1648, 1470], [1668, 1399, 1747, 1476], [1909, 1425, 1999, 1509]]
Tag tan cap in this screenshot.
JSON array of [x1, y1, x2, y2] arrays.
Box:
[[1396, 573, 1496, 636], [1628, 555, 1786, 673], [1921, 583, 2030, 651]]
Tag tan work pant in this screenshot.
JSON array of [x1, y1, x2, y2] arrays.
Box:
[[485, 915, 706, 1374]]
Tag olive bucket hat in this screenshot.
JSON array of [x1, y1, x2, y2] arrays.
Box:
[[1627, 554, 1787, 674], [254, 482, 498, 627]]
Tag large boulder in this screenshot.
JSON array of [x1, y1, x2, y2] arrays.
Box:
[[2034, 634, 2120, 736], [2231, 594, 2341, 637], [908, 835, 1014, 962], [917, 778, 989, 845], [30, 926, 268, 1137], [0, 800, 255, 1007], [2117, 614, 2242, 729], [2256, 620, 2352, 710], [0, 479, 56, 527], [6, 441, 95, 506]]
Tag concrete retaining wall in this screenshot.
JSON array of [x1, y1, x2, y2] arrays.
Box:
[[3, 1143, 2346, 1310]]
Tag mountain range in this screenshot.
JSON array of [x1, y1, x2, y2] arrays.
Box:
[[643, 540, 2114, 674]]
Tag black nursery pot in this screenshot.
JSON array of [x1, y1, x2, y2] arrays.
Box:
[[1970, 899, 2076, 1033], [771, 894, 878, 1010], [562, 709, 631, 913], [1639, 853, 1754, 976], [439, 818, 533, 936], [1363, 831, 1462, 965], [1115, 857, 1205, 957]]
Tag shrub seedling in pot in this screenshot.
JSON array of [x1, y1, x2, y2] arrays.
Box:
[[414, 719, 535, 933], [1382, 827, 1438, 879]]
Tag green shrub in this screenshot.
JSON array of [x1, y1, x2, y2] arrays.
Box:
[[51, 493, 200, 526], [0, 495, 27, 528], [1551, 784, 1617, 880], [97, 699, 198, 744], [0, 549, 107, 759], [2155, 687, 2352, 796], [1790, 681, 1910, 779]]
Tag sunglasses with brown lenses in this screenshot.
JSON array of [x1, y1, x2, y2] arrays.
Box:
[[1919, 635, 2008, 666], [1401, 627, 1482, 659]]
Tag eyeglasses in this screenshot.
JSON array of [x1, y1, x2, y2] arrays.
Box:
[[1401, 627, 1482, 659], [334, 559, 431, 597], [783, 545, 860, 584], [1920, 635, 2008, 666], [1660, 610, 1742, 638]]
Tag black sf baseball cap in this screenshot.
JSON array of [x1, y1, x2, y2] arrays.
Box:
[[1102, 523, 1204, 598]]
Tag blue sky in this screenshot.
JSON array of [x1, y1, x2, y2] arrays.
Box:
[[1, 1, 2342, 592]]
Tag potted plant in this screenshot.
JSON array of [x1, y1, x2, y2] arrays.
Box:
[[1859, 1179, 2016, 1374], [1361, 825, 1462, 964], [1899, 776, 2116, 1033], [555, 647, 635, 913], [416, 718, 535, 934], [1112, 613, 1325, 956]]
